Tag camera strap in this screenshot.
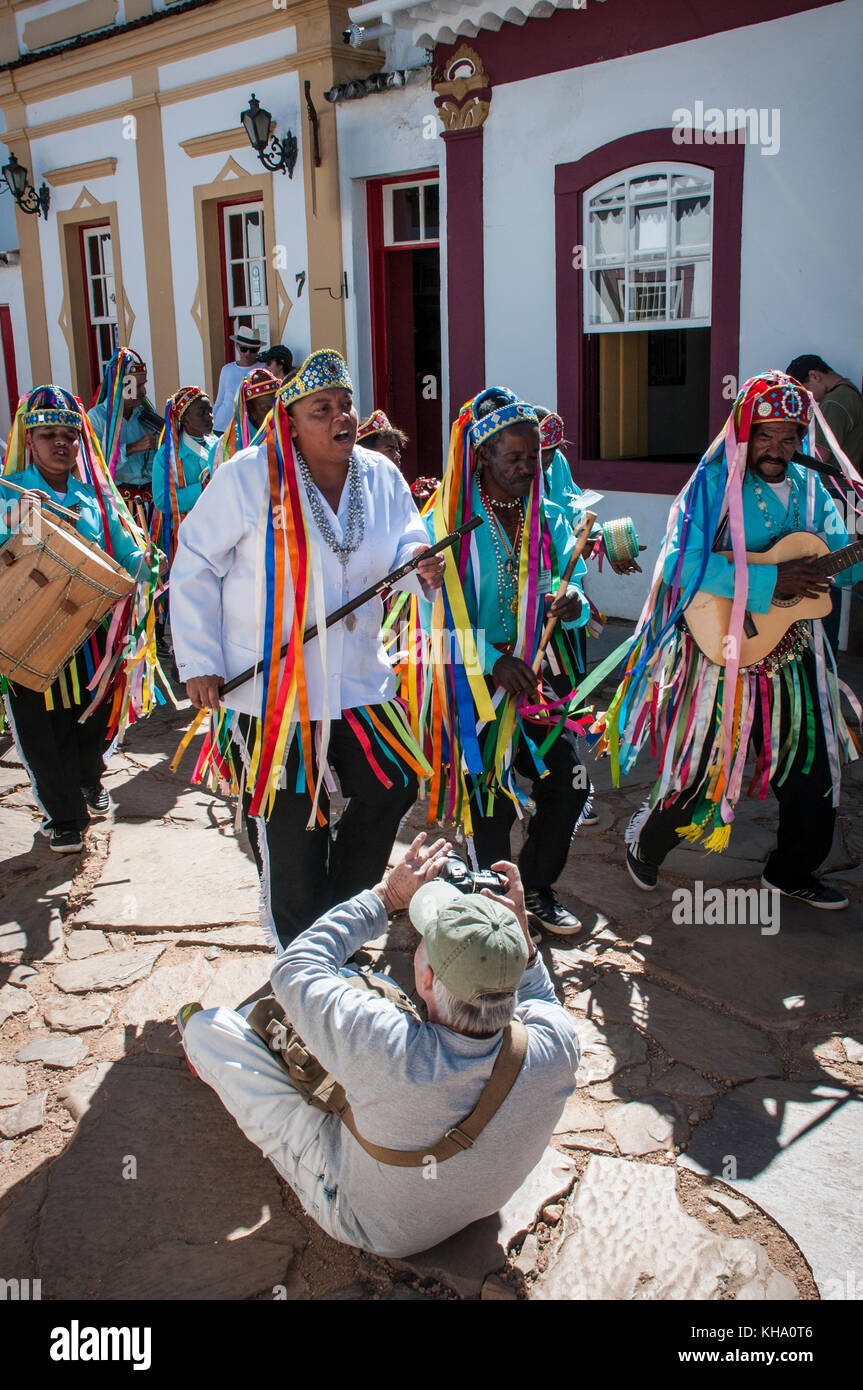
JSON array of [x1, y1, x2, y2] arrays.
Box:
[[246, 972, 528, 1167]]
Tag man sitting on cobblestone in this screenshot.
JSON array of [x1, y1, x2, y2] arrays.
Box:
[[177, 832, 579, 1258]]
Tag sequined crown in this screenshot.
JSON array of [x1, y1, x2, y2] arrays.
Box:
[[277, 349, 353, 408], [742, 371, 813, 428], [467, 387, 538, 450], [357, 409, 393, 440]]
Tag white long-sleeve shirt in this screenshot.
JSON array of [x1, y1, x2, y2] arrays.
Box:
[[213, 361, 255, 432], [170, 442, 430, 717]]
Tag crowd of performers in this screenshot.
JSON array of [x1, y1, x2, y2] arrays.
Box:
[[1, 347, 862, 933]]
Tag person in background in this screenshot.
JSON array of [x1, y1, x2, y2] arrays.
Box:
[[210, 368, 278, 470], [213, 328, 263, 432], [259, 344, 296, 386], [786, 355, 863, 648], [356, 410, 409, 469], [786, 354, 863, 471], [152, 389, 217, 563], [88, 347, 160, 508]]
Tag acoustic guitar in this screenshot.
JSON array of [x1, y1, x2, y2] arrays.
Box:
[[682, 531, 863, 667]]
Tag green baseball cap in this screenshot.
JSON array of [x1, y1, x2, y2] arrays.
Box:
[[409, 881, 528, 1005]]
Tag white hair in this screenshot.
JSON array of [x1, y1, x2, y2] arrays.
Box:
[[419, 943, 516, 1037]]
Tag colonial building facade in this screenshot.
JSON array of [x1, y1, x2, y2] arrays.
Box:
[[0, 0, 385, 421], [0, 0, 860, 642]]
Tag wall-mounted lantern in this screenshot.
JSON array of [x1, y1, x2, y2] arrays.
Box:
[[241, 94, 298, 177], [1, 153, 49, 219]]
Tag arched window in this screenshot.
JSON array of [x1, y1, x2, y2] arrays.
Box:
[[584, 164, 712, 331]]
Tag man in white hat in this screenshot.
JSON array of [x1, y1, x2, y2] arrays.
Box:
[[177, 831, 580, 1258], [212, 327, 264, 432]]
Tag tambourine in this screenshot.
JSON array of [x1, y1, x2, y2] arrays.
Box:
[[602, 516, 639, 565]]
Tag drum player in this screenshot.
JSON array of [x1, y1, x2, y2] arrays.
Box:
[[0, 385, 162, 853]]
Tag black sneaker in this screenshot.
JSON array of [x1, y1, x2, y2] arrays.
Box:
[[51, 825, 84, 854], [81, 785, 110, 817], [580, 804, 600, 826], [761, 874, 848, 911], [523, 888, 583, 937], [626, 845, 658, 891]]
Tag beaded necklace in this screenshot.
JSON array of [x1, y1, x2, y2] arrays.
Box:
[[750, 470, 801, 537], [296, 448, 365, 566], [479, 480, 524, 632]]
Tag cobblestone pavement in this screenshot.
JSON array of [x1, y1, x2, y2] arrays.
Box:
[[1, 628, 861, 1300]]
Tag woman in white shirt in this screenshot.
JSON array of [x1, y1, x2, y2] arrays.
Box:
[[170, 349, 444, 946]]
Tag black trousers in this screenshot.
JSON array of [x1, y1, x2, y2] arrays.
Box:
[[239, 707, 419, 948], [637, 653, 836, 888], [5, 681, 111, 830], [468, 720, 590, 888]]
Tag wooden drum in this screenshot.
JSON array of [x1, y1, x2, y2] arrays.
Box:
[[0, 509, 134, 692]]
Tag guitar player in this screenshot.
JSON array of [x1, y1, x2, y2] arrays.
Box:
[[622, 371, 863, 909]]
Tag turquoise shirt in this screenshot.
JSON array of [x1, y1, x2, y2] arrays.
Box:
[[543, 448, 580, 508], [663, 457, 863, 613], [425, 479, 588, 676], [0, 463, 145, 577], [151, 433, 218, 518], [87, 402, 158, 487]]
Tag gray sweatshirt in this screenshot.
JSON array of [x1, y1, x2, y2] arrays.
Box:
[[270, 890, 580, 1258]]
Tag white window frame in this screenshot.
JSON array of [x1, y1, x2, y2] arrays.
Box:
[[382, 179, 440, 247], [583, 162, 713, 333], [82, 226, 119, 381], [222, 200, 269, 342]]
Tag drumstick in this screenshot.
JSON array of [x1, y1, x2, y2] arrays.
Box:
[[531, 510, 597, 676], [0, 476, 80, 521]]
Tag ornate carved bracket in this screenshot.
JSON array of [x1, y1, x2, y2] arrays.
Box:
[[433, 44, 491, 131]]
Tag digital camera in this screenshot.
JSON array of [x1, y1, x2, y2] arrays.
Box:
[[437, 855, 506, 895]]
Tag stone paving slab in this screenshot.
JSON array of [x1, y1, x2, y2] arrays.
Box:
[[639, 906, 863, 1022], [5, 1058, 306, 1300], [392, 1148, 577, 1298], [680, 1081, 863, 1298], [531, 1155, 797, 1301], [634, 980, 782, 1081], [70, 819, 260, 930], [53, 944, 166, 994]]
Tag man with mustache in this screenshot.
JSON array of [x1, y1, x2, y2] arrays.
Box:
[[612, 371, 863, 908], [169, 350, 445, 947]]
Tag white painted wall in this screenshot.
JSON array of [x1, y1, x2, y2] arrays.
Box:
[[336, 72, 442, 420], [0, 259, 29, 424], [28, 114, 147, 394], [160, 66, 309, 396], [478, 0, 863, 614], [156, 24, 297, 91], [26, 77, 133, 129]]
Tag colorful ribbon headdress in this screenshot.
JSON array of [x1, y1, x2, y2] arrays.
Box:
[[218, 368, 278, 463], [539, 412, 565, 450], [155, 386, 207, 563], [91, 347, 152, 480], [357, 409, 393, 442], [5, 384, 91, 478]]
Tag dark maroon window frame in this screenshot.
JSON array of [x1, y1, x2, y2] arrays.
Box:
[[555, 130, 744, 495]]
